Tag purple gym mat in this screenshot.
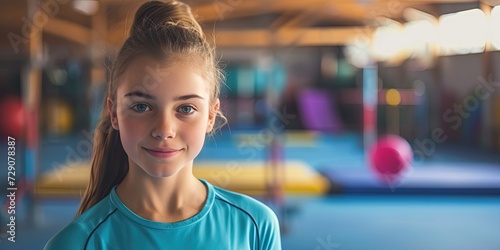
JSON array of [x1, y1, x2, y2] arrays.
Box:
[[297, 88, 342, 132]]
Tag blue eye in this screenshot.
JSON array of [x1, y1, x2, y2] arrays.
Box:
[[131, 104, 151, 112], [178, 105, 195, 114]]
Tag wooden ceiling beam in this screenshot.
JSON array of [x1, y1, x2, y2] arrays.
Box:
[[271, 6, 322, 30], [211, 27, 370, 47], [191, 0, 459, 23], [192, 0, 348, 22], [44, 18, 90, 45]]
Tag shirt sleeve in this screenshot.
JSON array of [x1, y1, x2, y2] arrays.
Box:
[[44, 223, 88, 250], [259, 205, 282, 250]]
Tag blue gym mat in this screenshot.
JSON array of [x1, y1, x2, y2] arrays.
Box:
[[321, 163, 500, 195]]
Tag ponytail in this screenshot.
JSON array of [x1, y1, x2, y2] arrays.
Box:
[[75, 109, 128, 217]]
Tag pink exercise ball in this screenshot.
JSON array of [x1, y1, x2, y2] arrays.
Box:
[[368, 134, 413, 183]]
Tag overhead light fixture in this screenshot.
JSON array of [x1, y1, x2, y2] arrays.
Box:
[[403, 8, 437, 24], [344, 34, 373, 68], [490, 6, 500, 50], [404, 20, 437, 54], [371, 21, 408, 63], [73, 0, 99, 16], [437, 8, 487, 55]]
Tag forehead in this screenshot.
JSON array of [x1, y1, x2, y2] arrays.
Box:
[[117, 56, 209, 98]]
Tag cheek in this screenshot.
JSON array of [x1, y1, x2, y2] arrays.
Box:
[[183, 116, 209, 147], [117, 115, 146, 149]]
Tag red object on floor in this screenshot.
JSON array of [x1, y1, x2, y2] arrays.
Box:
[[0, 96, 25, 138], [369, 134, 413, 184]]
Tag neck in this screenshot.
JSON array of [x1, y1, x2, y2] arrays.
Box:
[[115, 160, 207, 223]]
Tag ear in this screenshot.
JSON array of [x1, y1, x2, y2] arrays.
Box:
[[107, 97, 119, 130], [206, 98, 220, 133]]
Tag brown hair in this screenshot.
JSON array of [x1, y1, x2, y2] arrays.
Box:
[[76, 0, 226, 217]]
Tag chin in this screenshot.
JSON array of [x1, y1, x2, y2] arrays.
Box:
[[142, 165, 184, 178]]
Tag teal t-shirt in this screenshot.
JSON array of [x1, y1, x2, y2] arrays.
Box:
[[44, 179, 281, 250]]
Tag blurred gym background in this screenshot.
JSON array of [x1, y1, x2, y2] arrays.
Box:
[[1, 0, 500, 249]]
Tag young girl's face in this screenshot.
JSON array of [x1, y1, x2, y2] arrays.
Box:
[[109, 56, 217, 178]]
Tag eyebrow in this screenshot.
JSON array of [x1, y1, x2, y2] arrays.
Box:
[[124, 91, 155, 99], [174, 94, 205, 101], [124, 91, 204, 101]]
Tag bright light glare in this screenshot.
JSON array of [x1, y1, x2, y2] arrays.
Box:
[[344, 34, 372, 68], [371, 23, 407, 62], [73, 1, 100, 16], [437, 9, 487, 55], [403, 20, 436, 59], [490, 6, 500, 50]]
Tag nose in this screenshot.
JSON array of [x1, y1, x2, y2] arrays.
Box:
[[151, 112, 176, 140]]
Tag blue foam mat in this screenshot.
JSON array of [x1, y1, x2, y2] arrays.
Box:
[[321, 163, 500, 195]]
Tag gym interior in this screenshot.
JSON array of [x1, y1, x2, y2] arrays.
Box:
[[1, 0, 500, 249]]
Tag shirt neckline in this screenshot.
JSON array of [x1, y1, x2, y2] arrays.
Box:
[[109, 179, 214, 230]]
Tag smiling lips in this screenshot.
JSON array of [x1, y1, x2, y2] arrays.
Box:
[[143, 147, 181, 158]]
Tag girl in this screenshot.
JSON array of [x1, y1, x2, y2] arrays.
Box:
[[44, 1, 281, 249]]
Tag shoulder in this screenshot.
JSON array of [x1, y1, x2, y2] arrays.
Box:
[[44, 221, 89, 250], [212, 185, 278, 224], [209, 182, 281, 250], [44, 195, 117, 250]]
